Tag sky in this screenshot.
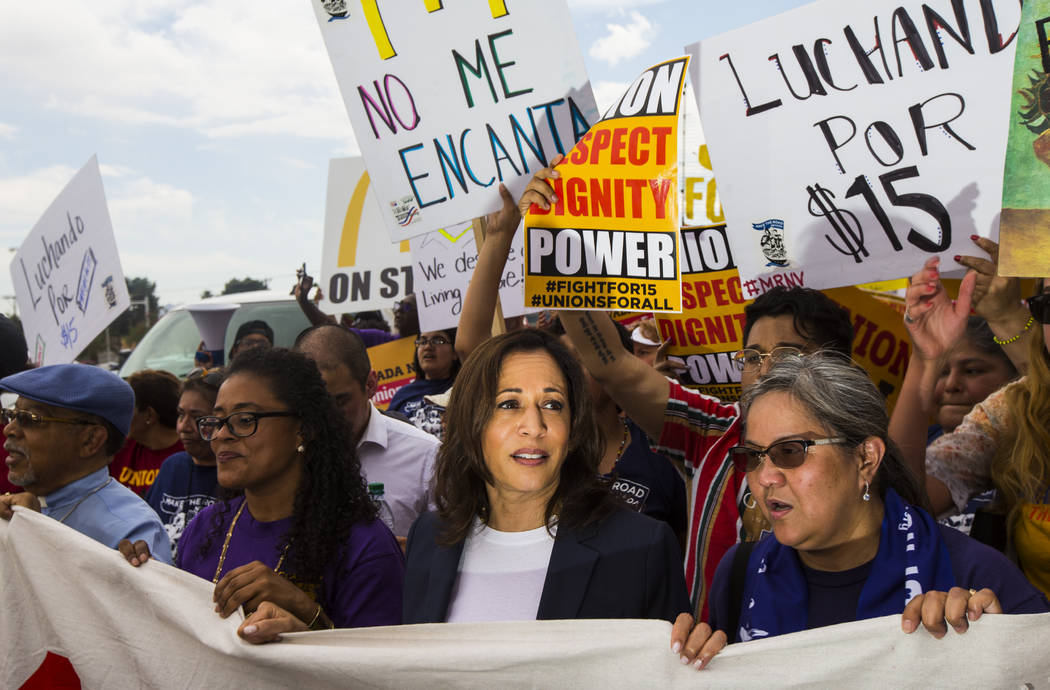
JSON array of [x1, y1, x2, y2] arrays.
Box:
[[0, 0, 812, 312]]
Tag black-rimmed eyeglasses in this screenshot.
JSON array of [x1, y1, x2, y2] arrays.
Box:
[[415, 335, 450, 347], [196, 411, 297, 441]]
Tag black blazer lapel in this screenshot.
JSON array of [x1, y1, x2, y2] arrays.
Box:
[[536, 522, 601, 620], [420, 539, 465, 623]]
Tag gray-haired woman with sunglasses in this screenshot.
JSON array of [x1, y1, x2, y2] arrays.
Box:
[[671, 353, 1048, 671]]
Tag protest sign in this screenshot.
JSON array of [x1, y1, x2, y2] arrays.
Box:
[[656, 224, 749, 401], [6, 509, 1050, 689], [824, 286, 911, 412], [689, 0, 1020, 295], [524, 57, 690, 314], [311, 0, 597, 242], [999, 0, 1050, 277], [9, 156, 130, 366], [410, 221, 528, 333], [368, 336, 417, 410], [320, 158, 413, 315]]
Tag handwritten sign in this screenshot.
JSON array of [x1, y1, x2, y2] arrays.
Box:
[[311, 0, 598, 241], [689, 0, 1020, 294], [367, 336, 417, 410], [320, 157, 413, 315], [410, 221, 528, 332], [524, 57, 690, 314], [999, 0, 1050, 277], [9, 156, 130, 365]]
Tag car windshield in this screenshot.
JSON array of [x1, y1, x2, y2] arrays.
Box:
[[119, 301, 312, 378]]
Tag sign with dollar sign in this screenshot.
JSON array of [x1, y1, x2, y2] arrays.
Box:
[[687, 0, 1018, 295]]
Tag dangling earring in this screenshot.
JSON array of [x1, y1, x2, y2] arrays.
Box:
[[862, 481, 871, 502]]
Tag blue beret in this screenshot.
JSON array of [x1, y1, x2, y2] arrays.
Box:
[[0, 364, 135, 436]]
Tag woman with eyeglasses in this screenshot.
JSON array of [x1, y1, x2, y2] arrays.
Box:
[[386, 328, 460, 439], [120, 348, 404, 629], [903, 258, 1050, 599], [671, 353, 1048, 670]]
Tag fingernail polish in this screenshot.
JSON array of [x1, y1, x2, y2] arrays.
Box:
[[680, 655, 691, 665], [953, 255, 961, 262], [551, 194, 559, 203], [970, 234, 978, 241], [693, 658, 705, 671], [243, 625, 257, 635], [671, 641, 682, 655]]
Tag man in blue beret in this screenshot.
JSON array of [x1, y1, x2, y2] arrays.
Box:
[[0, 364, 172, 564]]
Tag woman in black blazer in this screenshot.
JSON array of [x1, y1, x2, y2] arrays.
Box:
[[238, 330, 688, 641]]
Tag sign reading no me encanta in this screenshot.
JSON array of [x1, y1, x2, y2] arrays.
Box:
[[312, 0, 598, 242], [524, 57, 689, 314]]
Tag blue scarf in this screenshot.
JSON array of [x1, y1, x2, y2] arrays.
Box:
[[736, 489, 954, 642]]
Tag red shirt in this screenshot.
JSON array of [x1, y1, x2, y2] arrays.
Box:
[[653, 381, 751, 623], [109, 438, 184, 496]]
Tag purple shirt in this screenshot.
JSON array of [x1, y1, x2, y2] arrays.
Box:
[[178, 495, 404, 627]]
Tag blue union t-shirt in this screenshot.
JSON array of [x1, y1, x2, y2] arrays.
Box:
[[145, 452, 219, 556]]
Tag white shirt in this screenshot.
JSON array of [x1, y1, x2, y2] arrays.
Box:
[[357, 402, 439, 537], [445, 520, 557, 623]]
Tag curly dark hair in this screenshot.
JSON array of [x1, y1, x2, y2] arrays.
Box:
[[197, 347, 377, 589], [434, 329, 618, 545], [743, 286, 854, 357]]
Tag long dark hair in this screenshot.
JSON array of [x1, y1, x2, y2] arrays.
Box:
[[412, 328, 461, 381], [434, 329, 617, 544], [197, 347, 377, 587]]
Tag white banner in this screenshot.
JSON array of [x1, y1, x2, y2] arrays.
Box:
[[311, 0, 597, 241], [9, 156, 130, 365], [4, 508, 1050, 689], [689, 0, 1019, 296], [410, 221, 528, 333], [320, 157, 413, 314]]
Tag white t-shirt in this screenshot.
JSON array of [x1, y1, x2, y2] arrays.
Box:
[[445, 520, 557, 623]]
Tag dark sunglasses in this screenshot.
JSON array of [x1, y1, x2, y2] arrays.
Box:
[[1027, 292, 1050, 324], [729, 437, 847, 473]]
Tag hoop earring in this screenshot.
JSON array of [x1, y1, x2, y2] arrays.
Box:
[[743, 493, 757, 510], [862, 481, 871, 502]]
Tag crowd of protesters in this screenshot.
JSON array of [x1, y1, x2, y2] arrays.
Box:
[[2, 166, 1049, 680]]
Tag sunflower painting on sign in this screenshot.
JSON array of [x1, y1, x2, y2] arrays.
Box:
[[999, 0, 1050, 277]]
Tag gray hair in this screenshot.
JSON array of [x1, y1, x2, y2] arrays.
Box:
[[740, 352, 926, 508]]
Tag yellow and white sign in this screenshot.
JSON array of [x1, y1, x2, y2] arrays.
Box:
[[524, 57, 690, 314]]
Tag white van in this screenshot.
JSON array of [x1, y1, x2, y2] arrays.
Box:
[[119, 291, 311, 378]]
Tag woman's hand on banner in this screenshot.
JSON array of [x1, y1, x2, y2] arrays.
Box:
[[238, 601, 308, 644], [901, 587, 1002, 638], [670, 612, 728, 671]]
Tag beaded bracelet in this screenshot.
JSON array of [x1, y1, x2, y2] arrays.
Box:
[[992, 316, 1035, 345]]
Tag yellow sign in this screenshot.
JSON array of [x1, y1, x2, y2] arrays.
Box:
[[524, 57, 689, 313], [368, 336, 417, 410]]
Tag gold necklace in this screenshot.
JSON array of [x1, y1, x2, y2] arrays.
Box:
[[212, 500, 289, 583]]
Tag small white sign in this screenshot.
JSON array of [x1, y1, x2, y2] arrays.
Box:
[[320, 157, 413, 314], [411, 221, 528, 333], [311, 0, 597, 241], [10, 156, 130, 366]]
